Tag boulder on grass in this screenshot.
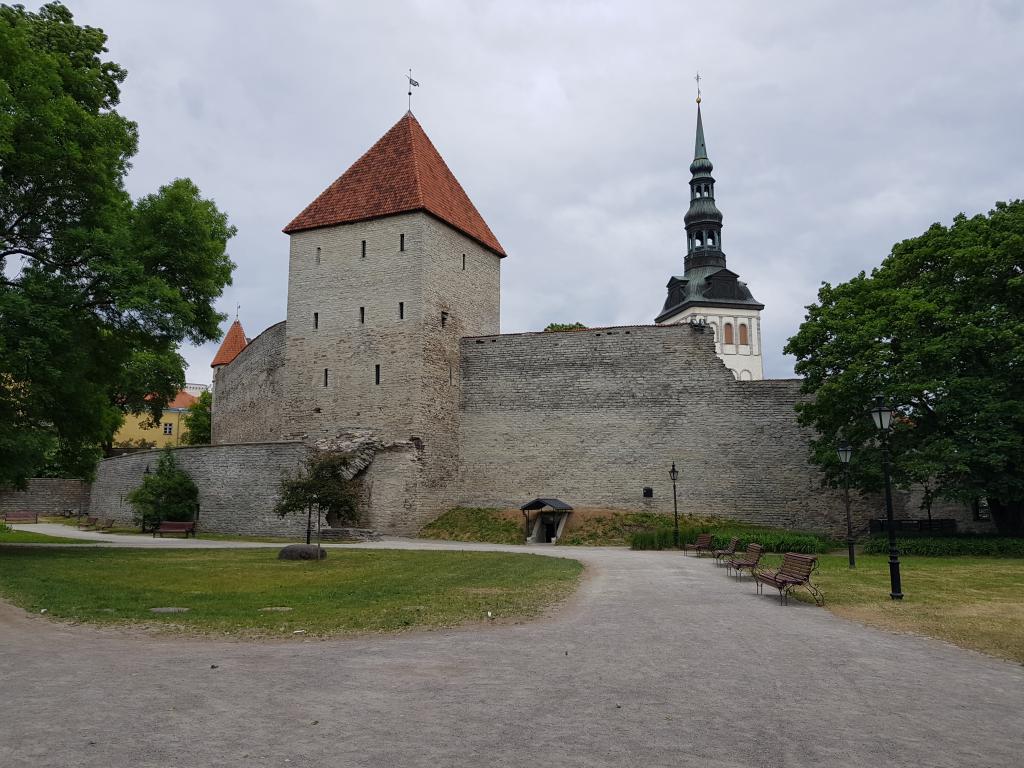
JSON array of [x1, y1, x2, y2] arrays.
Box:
[[278, 544, 327, 560]]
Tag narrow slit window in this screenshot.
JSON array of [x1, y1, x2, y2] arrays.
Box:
[[462, 253, 466, 271], [449, 366, 453, 385], [315, 246, 321, 265], [361, 240, 366, 258], [375, 364, 380, 386], [313, 312, 319, 329], [360, 307, 365, 324], [441, 311, 449, 328], [399, 233, 405, 251], [399, 301, 404, 319], [323, 368, 329, 387]]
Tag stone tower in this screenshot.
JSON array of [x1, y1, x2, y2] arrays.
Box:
[[655, 98, 764, 380], [280, 112, 505, 524]]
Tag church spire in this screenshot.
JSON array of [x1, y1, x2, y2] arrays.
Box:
[[683, 97, 724, 272]]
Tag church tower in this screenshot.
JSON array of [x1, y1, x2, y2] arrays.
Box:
[[655, 96, 764, 380]]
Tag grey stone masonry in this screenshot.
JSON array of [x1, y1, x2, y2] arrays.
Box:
[[89, 442, 310, 537], [0, 478, 90, 518], [457, 323, 879, 537], [212, 321, 287, 444]]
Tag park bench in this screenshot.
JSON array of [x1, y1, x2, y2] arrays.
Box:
[[725, 542, 764, 578], [3, 511, 38, 524], [77, 516, 98, 530], [713, 537, 739, 566], [754, 552, 824, 606], [684, 533, 714, 557], [154, 521, 196, 538]]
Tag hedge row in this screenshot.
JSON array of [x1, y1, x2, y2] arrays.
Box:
[[862, 535, 1024, 557], [630, 525, 833, 554]]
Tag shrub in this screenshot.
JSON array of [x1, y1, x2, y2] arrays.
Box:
[[275, 451, 360, 528], [629, 529, 678, 550], [126, 448, 199, 531], [630, 521, 834, 553], [862, 535, 1024, 557]]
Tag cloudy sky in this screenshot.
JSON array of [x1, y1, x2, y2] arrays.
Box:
[[66, 0, 1024, 382]]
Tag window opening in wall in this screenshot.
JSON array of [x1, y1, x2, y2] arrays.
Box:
[[163, 423, 173, 435], [449, 366, 453, 385], [360, 307, 365, 324], [400, 233, 405, 251], [313, 312, 319, 329], [315, 246, 321, 265], [739, 323, 749, 345], [323, 368, 329, 387], [399, 301, 404, 319], [724, 322, 734, 345], [361, 240, 366, 258], [375, 364, 380, 385], [441, 311, 449, 328], [462, 253, 466, 270]]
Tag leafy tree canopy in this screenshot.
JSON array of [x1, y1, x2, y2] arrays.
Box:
[[181, 390, 211, 445], [543, 322, 588, 332], [0, 3, 235, 486], [126, 447, 198, 531], [275, 451, 361, 528], [784, 201, 1024, 534]]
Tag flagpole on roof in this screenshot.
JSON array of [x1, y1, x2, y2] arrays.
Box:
[[406, 69, 419, 111]]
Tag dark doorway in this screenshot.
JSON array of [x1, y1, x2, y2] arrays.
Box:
[[543, 518, 558, 543]]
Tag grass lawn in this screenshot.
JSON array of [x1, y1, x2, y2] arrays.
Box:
[[0, 528, 92, 544], [0, 547, 582, 637], [765, 553, 1024, 663]]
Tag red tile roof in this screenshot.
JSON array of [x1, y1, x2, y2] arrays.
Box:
[[168, 390, 197, 409], [211, 319, 247, 367], [283, 112, 506, 257]]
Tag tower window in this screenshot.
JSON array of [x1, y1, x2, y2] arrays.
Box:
[[360, 307, 365, 324], [739, 323, 749, 346], [313, 312, 319, 329], [323, 368, 329, 387], [724, 322, 734, 345], [462, 253, 466, 271], [449, 365, 453, 385], [441, 311, 449, 328], [315, 246, 321, 265], [399, 301, 404, 319], [375, 364, 380, 385], [361, 240, 366, 258], [400, 233, 405, 251]]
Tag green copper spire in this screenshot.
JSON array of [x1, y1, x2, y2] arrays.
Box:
[[694, 103, 708, 159], [684, 95, 723, 270]]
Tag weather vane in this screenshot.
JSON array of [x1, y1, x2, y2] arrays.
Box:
[[235, 303, 240, 320], [406, 69, 420, 111], [695, 71, 702, 104]]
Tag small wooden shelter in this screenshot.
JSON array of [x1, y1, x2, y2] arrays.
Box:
[[520, 498, 574, 544]]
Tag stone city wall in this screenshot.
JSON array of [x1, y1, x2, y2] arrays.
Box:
[[457, 323, 881, 538], [212, 321, 288, 444], [0, 478, 91, 518], [89, 442, 310, 536]]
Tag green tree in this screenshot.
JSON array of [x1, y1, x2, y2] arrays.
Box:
[[275, 452, 361, 541], [785, 201, 1024, 535], [126, 447, 199, 531], [543, 322, 588, 332], [181, 390, 212, 445], [0, 4, 235, 486]]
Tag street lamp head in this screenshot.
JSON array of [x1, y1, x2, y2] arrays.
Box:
[[669, 462, 679, 482], [870, 395, 893, 431], [836, 441, 853, 465]]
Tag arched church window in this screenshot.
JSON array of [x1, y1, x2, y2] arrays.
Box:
[[708, 232, 715, 247], [739, 324, 749, 345], [724, 322, 734, 345], [695, 232, 704, 248]]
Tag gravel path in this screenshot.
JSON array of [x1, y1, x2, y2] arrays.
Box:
[[1, 533, 1021, 767]]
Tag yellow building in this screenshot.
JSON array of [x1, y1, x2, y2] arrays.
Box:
[[113, 388, 203, 448]]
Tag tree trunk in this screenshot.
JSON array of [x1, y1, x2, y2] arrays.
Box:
[[989, 498, 1024, 537]]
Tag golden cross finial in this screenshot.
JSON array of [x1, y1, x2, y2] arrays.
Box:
[[695, 71, 702, 104]]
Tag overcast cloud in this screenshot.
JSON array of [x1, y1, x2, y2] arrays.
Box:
[[64, 0, 1024, 383]]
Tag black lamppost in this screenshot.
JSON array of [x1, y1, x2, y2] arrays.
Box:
[[836, 441, 855, 568], [870, 396, 903, 600], [669, 462, 680, 549]]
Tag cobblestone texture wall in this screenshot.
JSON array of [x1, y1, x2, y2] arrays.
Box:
[[457, 324, 881, 537], [88, 442, 310, 536], [0, 479, 90, 517], [212, 321, 287, 444]]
